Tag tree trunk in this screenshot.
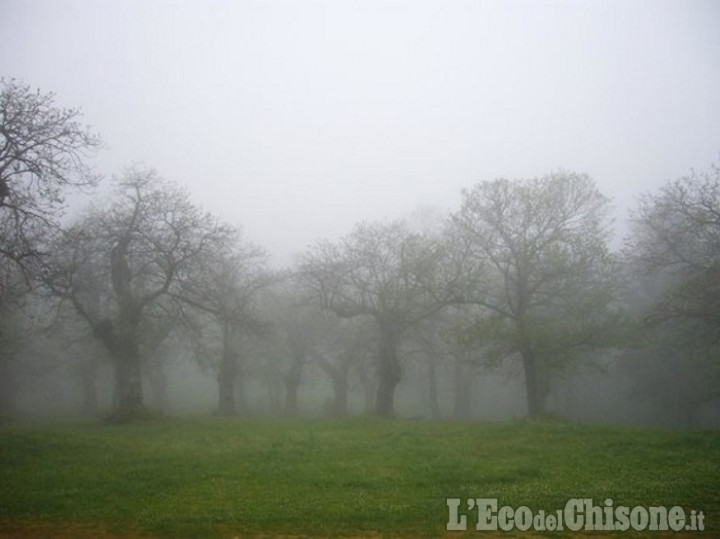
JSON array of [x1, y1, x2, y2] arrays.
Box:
[[375, 324, 401, 417], [318, 356, 351, 417], [103, 240, 146, 421], [327, 364, 350, 417], [217, 321, 241, 416], [112, 335, 144, 419], [453, 357, 473, 420], [95, 319, 144, 420], [519, 343, 544, 418]]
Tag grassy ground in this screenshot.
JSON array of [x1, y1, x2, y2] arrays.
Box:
[[0, 417, 718, 537]]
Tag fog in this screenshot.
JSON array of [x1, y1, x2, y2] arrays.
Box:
[[3, 0, 719, 263], [1, 1, 720, 429]]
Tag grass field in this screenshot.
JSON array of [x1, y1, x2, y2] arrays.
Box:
[[1, 417, 718, 537]]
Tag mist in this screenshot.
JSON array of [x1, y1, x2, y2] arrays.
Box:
[[2, 0, 719, 264], [1, 1, 719, 428]]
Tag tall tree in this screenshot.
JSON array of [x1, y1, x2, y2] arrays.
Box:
[[0, 301, 24, 418], [1, 80, 101, 408], [275, 291, 333, 417], [450, 172, 619, 417], [316, 317, 374, 417], [46, 168, 227, 421], [627, 163, 720, 344], [623, 162, 720, 422], [299, 220, 453, 417], [0, 78, 101, 287], [246, 283, 335, 417], [173, 230, 271, 415]]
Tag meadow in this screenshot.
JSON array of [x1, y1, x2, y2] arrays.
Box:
[[1, 417, 718, 537]]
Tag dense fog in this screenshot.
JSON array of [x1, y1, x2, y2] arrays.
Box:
[[2, 159, 719, 429], [1, 1, 719, 429]]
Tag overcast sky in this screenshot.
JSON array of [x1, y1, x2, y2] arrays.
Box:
[[2, 0, 719, 264]]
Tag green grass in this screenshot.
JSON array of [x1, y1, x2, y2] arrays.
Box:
[[1, 417, 718, 537]]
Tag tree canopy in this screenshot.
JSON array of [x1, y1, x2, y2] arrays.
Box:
[[299, 220, 454, 416], [450, 172, 620, 416], [0, 79, 102, 286], [627, 164, 720, 346]]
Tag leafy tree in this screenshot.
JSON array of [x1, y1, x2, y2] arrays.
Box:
[[627, 163, 720, 345], [45, 168, 227, 421], [450, 172, 620, 417], [299, 220, 454, 417], [623, 162, 720, 422]]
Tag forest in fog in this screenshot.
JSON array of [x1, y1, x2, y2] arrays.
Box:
[[1, 78, 719, 429]]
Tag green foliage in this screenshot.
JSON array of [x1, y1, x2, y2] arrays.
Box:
[[1, 418, 718, 537], [628, 162, 720, 350], [448, 172, 622, 417]]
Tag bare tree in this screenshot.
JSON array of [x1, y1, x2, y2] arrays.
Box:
[[0, 79, 101, 287], [173, 229, 272, 415], [247, 283, 335, 417], [277, 299, 327, 417], [1, 80, 101, 398], [450, 172, 619, 417], [316, 317, 375, 417], [45, 168, 227, 421], [299, 220, 453, 417]]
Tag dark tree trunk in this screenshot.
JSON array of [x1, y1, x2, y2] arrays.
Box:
[[112, 338, 144, 418], [318, 356, 351, 417], [95, 319, 144, 421], [101, 238, 146, 421], [375, 324, 401, 417], [519, 342, 544, 418], [453, 357, 473, 420]]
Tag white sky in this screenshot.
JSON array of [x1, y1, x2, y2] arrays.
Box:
[[2, 0, 719, 264]]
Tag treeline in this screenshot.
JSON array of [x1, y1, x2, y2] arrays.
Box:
[[1, 79, 718, 427]]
